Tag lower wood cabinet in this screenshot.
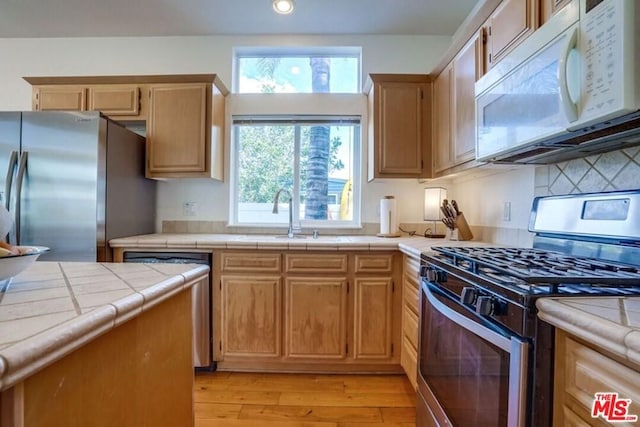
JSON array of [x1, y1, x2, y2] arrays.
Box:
[[220, 275, 281, 358], [553, 330, 640, 426], [285, 277, 348, 359], [401, 254, 420, 389], [214, 250, 402, 372]]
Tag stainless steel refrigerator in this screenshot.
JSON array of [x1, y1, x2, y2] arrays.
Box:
[[0, 111, 156, 261]]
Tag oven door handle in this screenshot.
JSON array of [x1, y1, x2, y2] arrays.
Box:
[[423, 282, 529, 427]]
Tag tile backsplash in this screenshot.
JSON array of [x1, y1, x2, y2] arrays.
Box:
[[535, 147, 640, 196]]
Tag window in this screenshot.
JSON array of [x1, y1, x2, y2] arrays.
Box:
[[231, 116, 360, 227], [231, 47, 363, 228], [234, 47, 361, 94]]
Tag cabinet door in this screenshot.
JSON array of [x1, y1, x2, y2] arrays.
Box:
[[147, 84, 208, 176], [486, 0, 538, 68], [432, 64, 453, 173], [285, 277, 347, 359], [88, 85, 140, 116], [220, 275, 281, 357], [353, 277, 393, 359], [453, 33, 481, 165], [34, 86, 86, 111], [375, 82, 427, 177]]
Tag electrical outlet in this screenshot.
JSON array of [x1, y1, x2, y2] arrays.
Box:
[[503, 202, 511, 222], [183, 201, 197, 217]]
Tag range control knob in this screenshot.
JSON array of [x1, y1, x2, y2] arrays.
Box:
[[476, 296, 496, 316], [420, 266, 447, 283], [460, 287, 477, 305]]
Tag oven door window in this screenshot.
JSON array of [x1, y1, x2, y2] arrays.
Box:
[[419, 285, 512, 426]]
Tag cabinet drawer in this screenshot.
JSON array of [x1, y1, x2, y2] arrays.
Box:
[[285, 254, 348, 273], [221, 252, 281, 273], [404, 280, 419, 315], [88, 85, 140, 116], [404, 255, 420, 278], [403, 305, 419, 350], [558, 334, 640, 423], [354, 254, 393, 273], [401, 335, 418, 390]]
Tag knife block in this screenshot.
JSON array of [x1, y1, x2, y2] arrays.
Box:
[[455, 213, 474, 241], [447, 213, 473, 241]]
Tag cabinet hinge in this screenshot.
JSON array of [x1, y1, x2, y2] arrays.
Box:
[[219, 279, 222, 290], [219, 341, 222, 351], [420, 88, 423, 100], [347, 281, 349, 294], [346, 343, 349, 354], [488, 26, 492, 36], [392, 280, 395, 292], [391, 343, 394, 355]]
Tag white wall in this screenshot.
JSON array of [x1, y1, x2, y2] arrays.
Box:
[[0, 34, 451, 231], [448, 166, 537, 230]]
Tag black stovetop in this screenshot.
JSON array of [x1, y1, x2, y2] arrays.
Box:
[[421, 246, 640, 301]]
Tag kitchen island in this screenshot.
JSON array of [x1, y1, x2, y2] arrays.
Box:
[[0, 261, 209, 427]]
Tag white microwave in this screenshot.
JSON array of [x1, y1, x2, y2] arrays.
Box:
[[475, 0, 640, 163]]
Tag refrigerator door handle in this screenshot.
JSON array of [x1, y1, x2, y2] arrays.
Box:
[[4, 150, 18, 211], [15, 151, 28, 245]]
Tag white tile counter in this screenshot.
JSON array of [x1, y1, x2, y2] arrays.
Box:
[[0, 261, 209, 390], [537, 297, 640, 367], [109, 233, 491, 259]]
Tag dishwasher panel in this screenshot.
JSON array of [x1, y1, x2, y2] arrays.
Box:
[[123, 251, 214, 370]]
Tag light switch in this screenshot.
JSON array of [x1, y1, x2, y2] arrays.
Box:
[[183, 202, 197, 217]]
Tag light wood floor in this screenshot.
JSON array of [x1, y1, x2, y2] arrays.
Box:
[[194, 371, 417, 427]]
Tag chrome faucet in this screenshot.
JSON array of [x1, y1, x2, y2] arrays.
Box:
[[272, 188, 296, 238]]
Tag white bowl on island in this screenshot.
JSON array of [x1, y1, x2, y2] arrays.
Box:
[[0, 246, 49, 281]]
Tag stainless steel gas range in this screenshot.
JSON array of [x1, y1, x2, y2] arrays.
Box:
[[416, 190, 640, 427]]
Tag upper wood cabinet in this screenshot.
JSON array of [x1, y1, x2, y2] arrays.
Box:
[[432, 30, 484, 176], [366, 74, 432, 181], [146, 79, 226, 179], [24, 74, 228, 180], [485, 0, 540, 70], [541, 0, 572, 24], [31, 84, 142, 119], [433, 64, 454, 173]]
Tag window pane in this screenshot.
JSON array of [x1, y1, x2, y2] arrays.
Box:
[[237, 56, 359, 94], [236, 125, 295, 224], [299, 124, 355, 221], [234, 120, 358, 226]]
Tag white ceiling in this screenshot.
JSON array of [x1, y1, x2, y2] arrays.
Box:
[[0, 0, 480, 38]]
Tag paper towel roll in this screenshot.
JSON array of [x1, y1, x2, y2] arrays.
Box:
[[379, 196, 397, 235]]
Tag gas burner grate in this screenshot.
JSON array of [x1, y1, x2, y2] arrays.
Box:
[[432, 246, 640, 285]]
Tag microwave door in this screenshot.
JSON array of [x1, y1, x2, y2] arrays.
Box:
[[476, 24, 578, 161]]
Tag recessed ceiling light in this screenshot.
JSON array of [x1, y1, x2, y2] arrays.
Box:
[[273, 0, 295, 15]]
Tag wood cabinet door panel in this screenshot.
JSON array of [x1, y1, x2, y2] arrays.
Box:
[[487, 0, 537, 67], [432, 65, 453, 173], [221, 252, 281, 273], [453, 35, 478, 164], [401, 334, 418, 390], [555, 332, 640, 426], [353, 277, 393, 359], [35, 86, 86, 111], [377, 83, 424, 175], [88, 85, 140, 116], [221, 275, 281, 357], [354, 254, 393, 274], [285, 253, 348, 273], [402, 304, 419, 350], [285, 277, 347, 359], [147, 84, 207, 174]]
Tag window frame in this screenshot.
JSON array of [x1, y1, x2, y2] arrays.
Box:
[[233, 46, 362, 94], [229, 114, 362, 229]]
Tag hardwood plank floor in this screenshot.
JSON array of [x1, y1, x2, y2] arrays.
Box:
[[195, 372, 416, 427]]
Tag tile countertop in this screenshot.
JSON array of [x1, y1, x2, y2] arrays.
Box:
[[109, 233, 490, 258], [537, 298, 640, 368], [0, 261, 209, 391]]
